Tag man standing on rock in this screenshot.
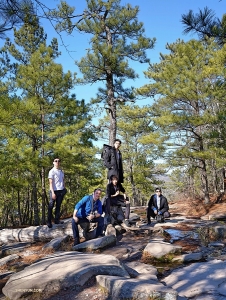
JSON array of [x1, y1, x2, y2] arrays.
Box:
[[72, 188, 104, 246], [47, 157, 67, 228], [147, 187, 170, 225], [103, 139, 124, 183]]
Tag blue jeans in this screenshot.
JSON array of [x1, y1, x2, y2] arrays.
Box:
[[48, 190, 65, 224], [72, 216, 104, 239]]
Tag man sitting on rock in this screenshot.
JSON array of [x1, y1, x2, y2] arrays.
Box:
[[72, 188, 104, 246], [147, 187, 170, 225], [105, 175, 131, 227]]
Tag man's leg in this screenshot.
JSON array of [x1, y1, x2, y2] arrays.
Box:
[[147, 207, 155, 224], [163, 211, 171, 218], [72, 218, 80, 245], [124, 202, 130, 220], [95, 216, 104, 237], [47, 191, 55, 228], [54, 191, 64, 224]]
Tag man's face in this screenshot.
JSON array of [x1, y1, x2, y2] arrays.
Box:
[[112, 177, 118, 185], [114, 141, 121, 149], [53, 158, 61, 168], [155, 190, 161, 195], [93, 190, 101, 200]]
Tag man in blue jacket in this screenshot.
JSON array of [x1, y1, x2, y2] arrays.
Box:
[[72, 188, 104, 246], [147, 187, 170, 225]]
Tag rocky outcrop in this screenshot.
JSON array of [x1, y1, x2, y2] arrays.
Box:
[[2, 252, 129, 300], [163, 259, 226, 299], [72, 234, 116, 251], [144, 237, 182, 258], [42, 235, 69, 251]]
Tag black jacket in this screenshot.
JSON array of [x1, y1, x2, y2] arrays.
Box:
[[105, 147, 124, 183], [106, 182, 125, 206], [148, 194, 169, 214]]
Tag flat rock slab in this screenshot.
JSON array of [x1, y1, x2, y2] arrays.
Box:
[[163, 259, 226, 298], [72, 234, 116, 251], [125, 261, 157, 276], [172, 252, 203, 262], [0, 254, 19, 266], [0, 222, 73, 245], [144, 237, 182, 258], [1, 242, 32, 257], [96, 275, 178, 300], [2, 251, 129, 300], [42, 235, 69, 251]]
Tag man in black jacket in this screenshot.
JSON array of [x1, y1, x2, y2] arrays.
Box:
[[147, 188, 170, 224], [104, 139, 124, 183]]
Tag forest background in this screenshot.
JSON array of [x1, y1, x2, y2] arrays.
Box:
[[0, 0, 225, 226]]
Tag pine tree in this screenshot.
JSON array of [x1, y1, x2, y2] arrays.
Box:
[[52, 0, 155, 145], [138, 39, 226, 204]]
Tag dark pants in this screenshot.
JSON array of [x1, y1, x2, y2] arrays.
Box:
[[48, 190, 64, 224], [147, 207, 170, 223], [105, 196, 130, 219], [72, 216, 104, 239]]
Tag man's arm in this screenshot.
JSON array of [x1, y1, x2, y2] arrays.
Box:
[[159, 196, 169, 214], [119, 183, 126, 199], [49, 178, 56, 200], [73, 209, 79, 223], [104, 150, 113, 169]]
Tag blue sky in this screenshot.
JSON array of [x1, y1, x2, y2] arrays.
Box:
[[2, 0, 224, 104], [38, 0, 225, 104]]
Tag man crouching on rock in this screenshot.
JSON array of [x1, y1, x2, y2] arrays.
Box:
[[72, 188, 104, 246]]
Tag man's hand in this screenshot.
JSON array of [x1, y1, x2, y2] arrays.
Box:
[[52, 192, 56, 200], [73, 216, 79, 223], [86, 213, 95, 221], [154, 210, 158, 215]]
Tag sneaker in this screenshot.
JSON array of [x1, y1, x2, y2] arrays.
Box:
[[122, 219, 131, 227], [47, 222, 52, 228], [55, 220, 64, 224], [96, 233, 105, 238], [73, 238, 80, 246]]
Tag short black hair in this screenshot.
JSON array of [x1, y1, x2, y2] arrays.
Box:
[[110, 174, 118, 181], [114, 139, 121, 144], [155, 187, 162, 192]]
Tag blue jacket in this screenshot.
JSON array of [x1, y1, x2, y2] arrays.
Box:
[[75, 194, 102, 218]]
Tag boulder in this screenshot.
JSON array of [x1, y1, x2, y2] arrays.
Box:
[[42, 235, 69, 251], [2, 251, 129, 300], [72, 234, 116, 251], [144, 237, 182, 258], [0, 254, 20, 267], [163, 259, 226, 298], [1, 242, 32, 257], [96, 275, 178, 300], [172, 252, 203, 262]]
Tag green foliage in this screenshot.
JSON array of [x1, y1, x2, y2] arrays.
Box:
[[51, 0, 155, 144], [138, 38, 226, 201], [0, 13, 99, 226]]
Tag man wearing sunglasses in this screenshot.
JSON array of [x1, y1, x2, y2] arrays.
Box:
[[147, 188, 170, 225], [47, 158, 67, 228]]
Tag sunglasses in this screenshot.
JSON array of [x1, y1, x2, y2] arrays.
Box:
[[54, 160, 60, 162]]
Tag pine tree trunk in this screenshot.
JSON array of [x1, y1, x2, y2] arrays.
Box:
[[200, 159, 210, 204]]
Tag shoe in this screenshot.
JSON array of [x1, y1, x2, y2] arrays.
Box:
[[96, 233, 105, 238], [73, 238, 80, 246], [122, 219, 131, 227], [47, 222, 52, 228], [55, 220, 64, 224]]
